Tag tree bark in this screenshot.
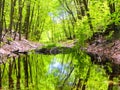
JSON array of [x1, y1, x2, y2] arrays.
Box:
[[108, 0, 119, 39], [74, 0, 85, 19], [83, 0, 93, 32], [59, 0, 76, 22], [23, 1, 30, 39], [18, 0, 22, 40]]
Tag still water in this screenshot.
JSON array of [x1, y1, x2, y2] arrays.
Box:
[[0, 52, 109, 90], [0, 52, 76, 90]]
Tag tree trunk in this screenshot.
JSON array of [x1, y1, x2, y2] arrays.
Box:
[[16, 56, 21, 89], [74, 0, 85, 19], [24, 54, 28, 87], [59, 0, 76, 22], [23, 1, 30, 39], [108, 0, 119, 39], [18, 0, 22, 40], [0, 1, 3, 44], [83, 0, 93, 32], [9, 61, 14, 89], [9, 0, 14, 35]]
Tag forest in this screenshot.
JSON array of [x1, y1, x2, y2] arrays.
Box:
[[0, 0, 120, 90]]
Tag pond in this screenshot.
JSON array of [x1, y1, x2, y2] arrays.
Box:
[[0, 51, 112, 90]]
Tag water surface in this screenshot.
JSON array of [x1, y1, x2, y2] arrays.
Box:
[[0, 52, 108, 90]]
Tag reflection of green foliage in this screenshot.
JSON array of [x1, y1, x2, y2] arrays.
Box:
[[43, 42, 61, 49], [2, 0, 119, 89], [1, 52, 110, 90], [45, 43, 57, 48], [87, 65, 108, 90]]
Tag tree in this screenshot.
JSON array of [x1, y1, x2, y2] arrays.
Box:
[[0, 0, 5, 44], [18, 0, 23, 40], [9, 0, 17, 35], [83, 0, 93, 31], [23, 0, 30, 39], [74, 0, 85, 19], [107, 0, 120, 39]]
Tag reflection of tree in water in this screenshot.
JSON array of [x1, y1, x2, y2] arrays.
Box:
[[9, 58, 14, 89], [0, 66, 1, 89], [0, 54, 30, 90], [16, 56, 20, 89], [48, 56, 75, 89], [23, 54, 28, 87], [7, 55, 27, 89], [0, 52, 113, 90], [49, 58, 69, 75]]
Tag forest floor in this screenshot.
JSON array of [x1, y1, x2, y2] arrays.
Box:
[[0, 31, 43, 63], [0, 39, 43, 56], [87, 37, 120, 65]]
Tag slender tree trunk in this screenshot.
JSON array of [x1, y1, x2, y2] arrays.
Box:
[[23, 1, 30, 39], [24, 54, 28, 87], [0, 0, 4, 45], [59, 0, 76, 22], [0, 66, 2, 89], [9, 0, 17, 36], [29, 1, 35, 27], [18, 0, 22, 40], [9, 61, 14, 89], [107, 0, 118, 39], [74, 0, 81, 19], [76, 78, 82, 90], [67, 20, 72, 39], [83, 0, 93, 32], [82, 67, 90, 90], [80, 0, 85, 17], [16, 56, 21, 89], [0, 2, 3, 44], [74, 0, 85, 19], [62, 16, 68, 38], [9, 0, 14, 35]]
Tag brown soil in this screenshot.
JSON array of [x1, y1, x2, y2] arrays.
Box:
[[86, 36, 120, 88], [0, 38, 43, 63], [0, 39, 43, 56], [87, 39, 120, 65], [0, 30, 43, 63]]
